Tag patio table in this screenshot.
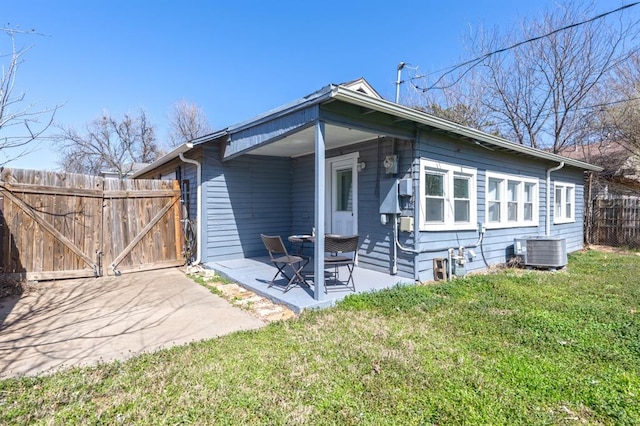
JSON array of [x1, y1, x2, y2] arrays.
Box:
[[288, 234, 314, 261], [288, 233, 348, 268]]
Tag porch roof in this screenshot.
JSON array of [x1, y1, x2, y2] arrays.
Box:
[[133, 79, 602, 177]]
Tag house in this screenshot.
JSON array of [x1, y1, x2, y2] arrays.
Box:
[[559, 141, 640, 247], [559, 141, 640, 197], [559, 141, 640, 183], [133, 78, 601, 308], [100, 162, 150, 179]]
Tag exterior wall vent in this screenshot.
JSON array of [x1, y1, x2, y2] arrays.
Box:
[[513, 237, 567, 269]]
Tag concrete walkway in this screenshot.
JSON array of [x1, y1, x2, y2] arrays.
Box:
[[0, 268, 266, 378]]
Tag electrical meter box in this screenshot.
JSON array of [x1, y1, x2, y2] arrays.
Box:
[[379, 179, 400, 214]]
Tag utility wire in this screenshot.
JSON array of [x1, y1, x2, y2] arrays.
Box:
[[411, 2, 640, 92]]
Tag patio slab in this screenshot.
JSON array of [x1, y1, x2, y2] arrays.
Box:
[[0, 268, 266, 378], [206, 257, 414, 313]]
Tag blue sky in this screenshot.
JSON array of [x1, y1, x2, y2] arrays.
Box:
[[2, 0, 634, 170]]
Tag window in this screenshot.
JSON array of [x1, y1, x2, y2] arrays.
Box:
[[419, 159, 477, 231], [487, 178, 501, 223], [336, 169, 353, 212], [485, 172, 538, 228], [554, 182, 575, 223], [524, 182, 535, 222], [424, 172, 445, 222]]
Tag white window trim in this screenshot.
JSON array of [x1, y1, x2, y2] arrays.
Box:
[[485, 171, 539, 229], [419, 158, 477, 231], [554, 181, 576, 224]]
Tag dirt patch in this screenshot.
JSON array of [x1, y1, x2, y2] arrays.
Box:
[[186, 268, 297, 323], [587, 245, 640, 255], [0, 276, 34, 299]]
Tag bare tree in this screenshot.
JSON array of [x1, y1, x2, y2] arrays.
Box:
[[57, 109, 161, 178], [598, 54, 640, 155], [0, 27, 59, 165], [412, 1, 639, 152], [167, 100, 212, 147], [410, 71, 495, 131]]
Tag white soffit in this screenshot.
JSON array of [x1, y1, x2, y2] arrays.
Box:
[[248, 124, 380, 158]]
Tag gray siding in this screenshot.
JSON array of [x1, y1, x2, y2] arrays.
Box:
[[291, 137, 415, 278], [225, 106, 318, 159], [202, 145, 292, 261], [179, 163, 198, 220], [410, 130, 586, 282], [547, 168, 585, 253], [200, 131, 587, 283]]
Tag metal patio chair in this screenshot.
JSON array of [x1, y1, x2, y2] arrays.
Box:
[[324, 234, 359, 293], [260, 234, 310, 293]]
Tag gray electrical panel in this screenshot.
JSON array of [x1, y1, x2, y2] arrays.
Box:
[[379, 179, 400, 214], [398, 178, 413, 196]]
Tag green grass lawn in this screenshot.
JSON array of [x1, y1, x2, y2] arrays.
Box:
[[1, 249, 639, 425]]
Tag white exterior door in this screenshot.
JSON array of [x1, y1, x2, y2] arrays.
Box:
[[326, 153, 358, 236]]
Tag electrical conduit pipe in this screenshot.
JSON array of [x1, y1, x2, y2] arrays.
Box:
[[394, 213, 485, 281]]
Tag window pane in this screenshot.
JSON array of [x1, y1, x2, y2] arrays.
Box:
[[488, 178, 501, 201], [566, 202, 572, 218], [488, 201, 500, 222], [524, 183, 534, 202], [454, 177, 469, 199], [524, 203, 533, 221], [507, 181, 519, 202], [425, 173, 444, 197], [454, 200, 469, 222], [426, 198, 444, 222], [555, 187, 562, 217], [566, 187, 573, 218], [336, 169, 352, 212], [508, 202, 518, 221]]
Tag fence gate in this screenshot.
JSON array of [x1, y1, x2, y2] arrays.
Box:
[[101, 178, 183, 276], [0, 168, 183, 281]]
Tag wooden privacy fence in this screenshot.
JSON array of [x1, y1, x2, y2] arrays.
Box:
[[0, 168, 184, 281], [591, 196, 640, 248]]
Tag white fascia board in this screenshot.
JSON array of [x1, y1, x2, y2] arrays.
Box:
[[131, 142, 194, 178]]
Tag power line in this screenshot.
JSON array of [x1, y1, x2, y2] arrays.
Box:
[[411, 2, 640, 93]]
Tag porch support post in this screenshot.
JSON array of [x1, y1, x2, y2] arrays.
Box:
[[313, 120, 326, 299]]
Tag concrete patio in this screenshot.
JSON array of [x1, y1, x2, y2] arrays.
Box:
[[206, 256, 414, 313], [0, 268, 265, 378]]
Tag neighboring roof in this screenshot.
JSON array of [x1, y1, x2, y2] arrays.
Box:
[[134, 78, 603, 176], [558, 141, 630, 163], [559, 141, 638, 180], [101, 162, 149, 177]]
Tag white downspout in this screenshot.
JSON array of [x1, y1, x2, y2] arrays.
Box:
[[545, 162, 564, 237], [179, 143, 202, 265]]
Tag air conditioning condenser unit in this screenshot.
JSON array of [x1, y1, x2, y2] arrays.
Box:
[[513, 237, 567, 269]]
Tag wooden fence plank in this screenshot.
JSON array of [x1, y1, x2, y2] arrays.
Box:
[[109, 194, 180, 272], [1, 169, 184, 281], [1, 190, 97, 271], [0, 182, 103, 198]]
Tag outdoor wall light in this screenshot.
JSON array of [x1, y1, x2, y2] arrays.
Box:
[[357, 161, 366, 172]]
